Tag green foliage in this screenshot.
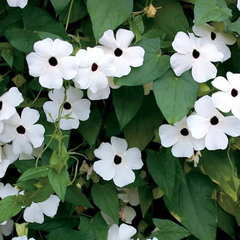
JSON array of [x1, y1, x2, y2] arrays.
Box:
[[194, 0, 232, 26], [149, 218, 191, 240], [78, 109, 102, 147], [91, 182, 119, 224], [164, 170, 218, 240], [124, 94, 164, 150], [112, 86, 144, 129], [0, 196, 22, 223], [87, 0, 133, 41], [116, 38, 170, 86], [18, 166, 49, 182], [154, 70, 199, 124]]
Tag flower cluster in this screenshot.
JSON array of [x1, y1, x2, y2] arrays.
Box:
[[170, 24, 236, 83]]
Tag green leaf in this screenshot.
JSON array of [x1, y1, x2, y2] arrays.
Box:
[[50, 0, 71, 14], [87, 0, 133, 41], [116, 38, 170, 86], [130, 15, 144, 43], [152, 0, 189, 41], [124, 94, 164, 150], [46, 228, 93, 240], [153, 70, 199, 124], [200, 149, 240, 202], [3, 7, 68, 53], [139, 185, 153, 217], [149, 218, 191, 240], [112, 86, 144, 129], [91, 182, 119, 224], [226, 17, 240, 35], [12, 74, 26, 87], [194, 0, 232, 26], [164, 171, 218, 240], [59, 0, 87, 24], [1, 49, 13, 67], [48, 168, 70, 202], [0, 196, 22, 223], [146, 149, 178, 201], [217, 206, 235, 239], [18, 167, 49, 182], [78, 109, 102, 147], [65, 185, 92, 208]]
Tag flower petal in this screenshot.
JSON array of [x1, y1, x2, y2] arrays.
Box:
[[220, 116, 240, 137], [57, 56, 78, 80], [26, 125, 45, 148], [159, 124, 179, 147], [24, 203, 44, 224], [26, 52, 48, 77], [194, 95, 216, 118], [74, 68, 92, 89], [187, 115, 210, 139], [0, 219, 14, 236], [192, 59, 217, 83], [87, 86, 110, 100], [172, 32, 193, 54], [107, 224, 119, 240], [99, 30, 118, 50], [123, 46, 145, 67], [113, 58, 131, 78], [21, 107, 40, 125], [212, 91, 233, 113], [113, 165, 135, 187], [94, 143, 116, 160], [13, 135, 33, 155], [116, 29, 135, 49], [39, 67, 63, 89], [72, 99, 91, 121], [118, 223, 137, 240], [53, 39, 73, 58], [89, 72, 109, 93], [122, 148, 143, 170], [93, 159, 116, 181], [171, 137, 194, 158], [170, 53, 193, 77], [111, 137, 128, 157], [38, 195, 60, 218], [205, 127, 228, 150], [34, 38, 54, 58], [211, 76, 232, 92]]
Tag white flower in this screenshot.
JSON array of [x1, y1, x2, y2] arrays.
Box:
[[26, 38, 78, 89], [170, 31, 223, 83], [23, 195, 60, 224], [93, 137, 143, 187], [192, 23, 236, 62], [0, 183, 19, 199], [187, 95, 240, 150], [147, 238, 158, 240], [87, 76, 120, 101], [0, 107, 45, 155], [212, 72, 240, 119], [0, 144, 19, 178], [118, 188, 140, 206], [238, 0, 240, 10], [119, 206, 136, 224], [43, 86, 91, 130], [159, 117, 205, 158], [12, 236, 35, 240], [0, 87, 23, 121], [74, 47, 115, 93], [7, 0, 28, 8], [98, 29, 145, 78], [0, 219, 14, 239], [19, 144, 44, 160], [107, 223, 137, 240]]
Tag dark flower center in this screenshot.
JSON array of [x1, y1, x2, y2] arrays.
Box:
[[114, 48, 123, 57], [0, 101, 2, 111], [63, 102, 71, 110], [114, 155, 122, 165], [192, 49, 200, 59], [211, 32, 216, 41], [231, 88, 238, 97], [91, 63, 98, 72], [48, 57, 58, 66], [180, 128, 189, 136], [210, 116, 219, 125], [17, 125, 26, 134]]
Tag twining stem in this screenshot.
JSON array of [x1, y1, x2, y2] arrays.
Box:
[[65, 0, 74, 31]]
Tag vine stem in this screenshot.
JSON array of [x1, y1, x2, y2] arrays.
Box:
[[65, 0, 74, 31]]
